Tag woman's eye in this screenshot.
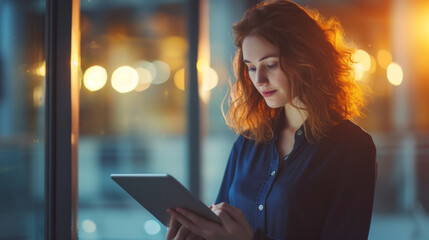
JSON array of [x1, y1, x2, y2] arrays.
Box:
[[248, 66, 256, 72], [266, 63, 278, 69]]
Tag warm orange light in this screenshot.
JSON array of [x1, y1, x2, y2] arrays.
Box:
[[353, 63, 364, 81], [387, 62, 403, 86], [377, 49, 392, 70], [111, 66, 139, 93], [173, 66, 218, 91], [197, 59, 209, 71], [160, 37, 188, 70], [174, 68, 185, 91], [353, 49, 371, 72], [83, 65, 107, 91], [417, 7, 429, 42], [369, 55, 377, 74], [33, 85, 44, 107], [35, 61, 46, 77]]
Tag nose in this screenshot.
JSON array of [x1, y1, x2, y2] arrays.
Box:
[[254, 68, 268, 86]]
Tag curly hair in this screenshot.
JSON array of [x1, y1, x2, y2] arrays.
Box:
[[223, 0, 365, 143]]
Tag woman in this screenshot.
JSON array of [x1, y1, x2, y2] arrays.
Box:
[[167, 0, 377, 239]]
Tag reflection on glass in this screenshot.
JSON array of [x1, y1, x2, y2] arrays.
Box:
[[0, 0, 45, 239], [79, 1, 188, 239]]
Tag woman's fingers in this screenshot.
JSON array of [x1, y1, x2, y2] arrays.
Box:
[[213, 202, 246, 222], [211, 207, 236, 228], [185, 232, 204, 240], [166, 212, 202, 240], [168, 208, 206, 237], [166, 215, 181, 240], [177, 207, 222, 231], [211, 203, 254, 238], [175, 224, 191, 240]]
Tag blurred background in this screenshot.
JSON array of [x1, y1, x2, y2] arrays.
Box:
[[0, 0, 428, 239]]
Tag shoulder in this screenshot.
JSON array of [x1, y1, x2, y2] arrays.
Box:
[[233, 134, 262, 148], [232, 134, 246, 149], [329, 120, 374, 148], [328, 120, 376, 169]]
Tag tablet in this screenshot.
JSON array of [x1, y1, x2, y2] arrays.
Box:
[[111, 173, 221, 226]]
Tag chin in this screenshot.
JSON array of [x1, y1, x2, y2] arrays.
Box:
[[265, 101, 285, 109]]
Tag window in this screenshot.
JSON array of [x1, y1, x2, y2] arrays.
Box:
[[0, 0, 45, 239], [79, 1, 189, 239]]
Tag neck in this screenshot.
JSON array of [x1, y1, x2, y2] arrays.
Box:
[[282, 100, 307, 132]]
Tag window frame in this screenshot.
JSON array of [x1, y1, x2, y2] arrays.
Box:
[[44, 0, 78, 239]]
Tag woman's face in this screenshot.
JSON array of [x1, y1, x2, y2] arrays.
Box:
[[242, 34, 290, 109]]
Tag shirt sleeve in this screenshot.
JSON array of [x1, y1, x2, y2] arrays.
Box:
[[320, 133, 377, 240], [215, 136, 242, 204]]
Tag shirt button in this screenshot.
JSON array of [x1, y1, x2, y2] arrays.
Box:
[[258, 204, 264, 211], [271, 170, 276, 176], [297, 129, 303, 136]]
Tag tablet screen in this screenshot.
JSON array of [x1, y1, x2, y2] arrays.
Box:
[[111, 173, 221, 226]]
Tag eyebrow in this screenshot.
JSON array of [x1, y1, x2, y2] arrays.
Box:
[[243, 54, 278, 63]]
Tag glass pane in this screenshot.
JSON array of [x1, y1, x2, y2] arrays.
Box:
[[200, 0, 247, 204], [79, 0, 188, 239], [0, 0, 45, 239]]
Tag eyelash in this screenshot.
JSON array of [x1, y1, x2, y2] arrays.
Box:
[[248, 66, 256, 72], [247, 63, 278, 72]]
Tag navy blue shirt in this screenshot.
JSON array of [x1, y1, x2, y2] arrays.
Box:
[[215, 120, 377, 240]]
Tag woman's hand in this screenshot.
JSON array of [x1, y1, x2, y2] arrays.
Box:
[[166, 215, 204, 240], [166, 202, 254, 240]]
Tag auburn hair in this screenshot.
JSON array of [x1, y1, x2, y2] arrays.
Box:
[[223, 0, 365, 143]]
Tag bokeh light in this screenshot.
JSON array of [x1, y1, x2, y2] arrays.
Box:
[[35, 61, 46, 77], [369, 55, 377, 74], [111, 66, 139, 93], [416, 7, 429, 42], [353, 63, 364, 81], [353, 49, 371, 72], [152, 60, 170, 84], [135, 67, 152, 92], [33, 85, 44, 107], [83, 65, 107, 91], [197, 58, 209, 71], [199, 66, 218, 91], [173, 66, 218, 91], [159, 36, 188, 70], [387, 62, 403, 86], [82, 219, 97, 233], [174, 68, 185, 91], [143, 220, 161, 235], [134, 60, 157, 81], [377, 49, 392, 70]]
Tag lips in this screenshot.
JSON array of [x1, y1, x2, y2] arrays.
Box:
[[261, 90, 276, 97]]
